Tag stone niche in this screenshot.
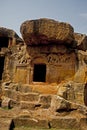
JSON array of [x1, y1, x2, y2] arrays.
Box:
[[27, 44, 77, 84]]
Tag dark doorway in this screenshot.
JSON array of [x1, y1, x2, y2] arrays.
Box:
[[33, 64, 46, 82], [0, 57, 5, 80], [0, 37, 9, 48], [84, 83, 87, 106]]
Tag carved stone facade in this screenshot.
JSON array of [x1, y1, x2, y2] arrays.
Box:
[[0, 27, 23, 83], [0, 19, 87, 107], [27, 45, 77, 83], [13, 45, 77, 84]]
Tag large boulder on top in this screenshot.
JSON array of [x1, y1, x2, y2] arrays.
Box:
[[20, 18, 75, 46]]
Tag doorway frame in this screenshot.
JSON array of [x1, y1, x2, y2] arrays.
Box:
[[33, 63, 46, 82]]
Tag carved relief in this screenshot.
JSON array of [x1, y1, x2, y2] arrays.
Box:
[[47, 54, 73, 65], [10, 45, 31, 65]]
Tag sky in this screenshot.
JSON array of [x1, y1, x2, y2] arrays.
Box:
[[0, 0, 87, 37]]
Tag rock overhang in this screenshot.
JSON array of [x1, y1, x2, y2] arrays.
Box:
[[0, 27, 23, 43], [20, 18, 77, 47]]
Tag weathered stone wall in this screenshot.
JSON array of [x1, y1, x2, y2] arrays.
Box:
[[0, 27, 23, 83], [27, 44, 77, 83], [2, 44, 25, 82]]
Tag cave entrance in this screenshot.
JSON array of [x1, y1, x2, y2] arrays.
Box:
[[0, 57, 5, 80], [33, 64, 46, 82], [84, 83, 87, 106], [0, 37, 9, 50]]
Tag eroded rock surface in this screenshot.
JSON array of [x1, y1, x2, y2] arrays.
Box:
[[20, 18, 75, 46]]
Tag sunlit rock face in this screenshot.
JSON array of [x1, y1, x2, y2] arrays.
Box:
[[25, 44, 76, 84], [20, 18, 76, 46], [74, 33, 87, 51]]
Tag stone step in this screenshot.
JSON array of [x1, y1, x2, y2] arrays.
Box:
[[20, 101, 41, 110], [50, 117, 79, 129], [12, 116, 87, 130], [13, 117, 49, 129], [20, 94, 52, 110], [0, 118, 12, 130], [20, 92, 39, 102], [50, 117, 87, 129]]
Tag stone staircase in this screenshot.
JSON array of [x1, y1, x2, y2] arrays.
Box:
[[1, 88, 87, 130], [20, 92, 51, 110], [12, 92, 51, 129], [20, 92, 40, 110], [11, 92, 79, 129]]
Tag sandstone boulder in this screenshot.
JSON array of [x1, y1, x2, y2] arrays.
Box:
[[1, 96, 18, 109], [74, 33, 87, 51], [50, 95, 87, 116], [50, 95, 71, 112], [13, 117, 49, 129], [73, 66, 87, 83], [20, 18, 75, 46], [57, 81, 75, 100], [0, 118, 12, 130], [38, 94, 52, 108], [50, 117, 80, 129]]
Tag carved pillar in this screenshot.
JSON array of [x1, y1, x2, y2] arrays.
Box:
[[27, 66, 32, 84], [12, 37, 16, 46], [3, 56, 10, 81], [8, 38, 12, 47]]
